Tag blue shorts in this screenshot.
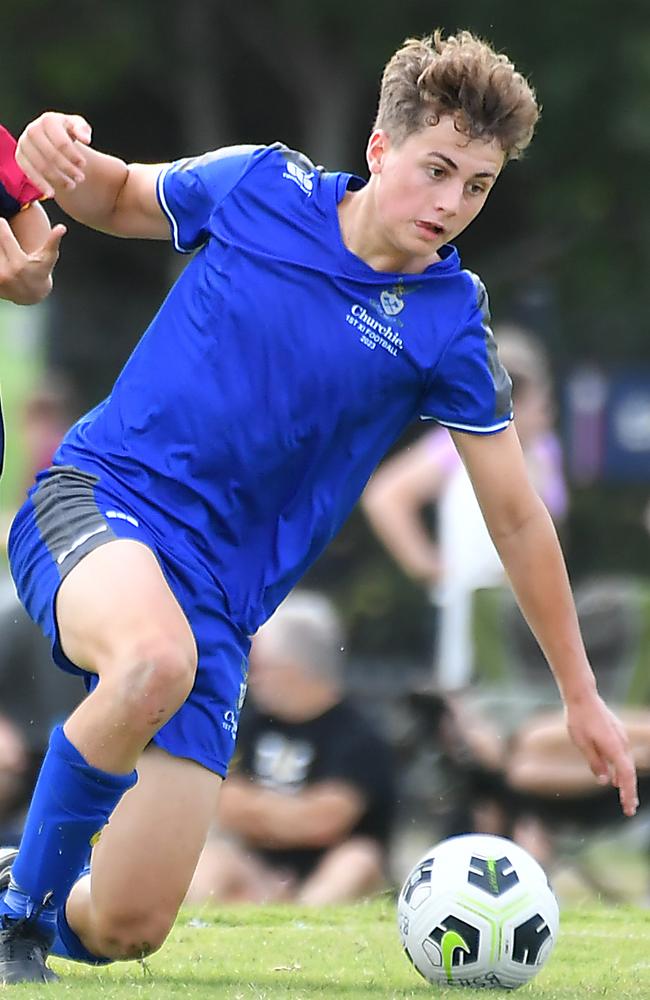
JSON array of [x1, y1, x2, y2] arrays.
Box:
[[8, 465, 251, 777]]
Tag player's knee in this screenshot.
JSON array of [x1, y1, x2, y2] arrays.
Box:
[[111, 633, 197, 728], [92, 907, 175, 960]]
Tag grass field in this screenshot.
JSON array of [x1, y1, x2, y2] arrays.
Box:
[[13, 898, 650, 999]]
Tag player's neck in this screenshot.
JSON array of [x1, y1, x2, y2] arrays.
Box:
[[337, 186, 440, 275]]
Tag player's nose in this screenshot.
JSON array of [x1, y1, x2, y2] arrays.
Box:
[[434, 179, 464, 217]]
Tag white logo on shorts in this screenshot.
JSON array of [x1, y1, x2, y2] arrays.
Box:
[[105, 509, 139, 527], [222, 710, 238, 741]]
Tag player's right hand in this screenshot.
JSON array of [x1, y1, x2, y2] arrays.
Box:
[[16, 112, 93, 199], [565, 692, 639, 818]]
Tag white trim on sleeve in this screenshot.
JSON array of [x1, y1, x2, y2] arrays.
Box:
[[420, 414, 513, 433], [156, 163, 192, 254]]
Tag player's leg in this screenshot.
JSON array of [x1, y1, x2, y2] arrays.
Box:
[[296, 837, 386, 905], [58, 745, 221, 960], [0, 537, 197, 982], [57, 539, 197, 773]]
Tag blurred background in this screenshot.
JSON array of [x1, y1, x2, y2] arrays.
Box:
[[3, 0, 650, 655], [1, 0, 650, 902]]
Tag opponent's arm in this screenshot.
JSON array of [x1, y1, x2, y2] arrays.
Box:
[[452, 423, 638, 817], [0, 203, 66, 304], [16, 112, 168, 240]]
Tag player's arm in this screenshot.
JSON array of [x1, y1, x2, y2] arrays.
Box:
[[217, 776, 366, 849], [0, 202, 66, 305], [362, 433, 449, 585], [16, 112, 168, 240], [452, 423, 638, 817]]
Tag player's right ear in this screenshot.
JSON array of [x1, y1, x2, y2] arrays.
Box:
[[366, 130, 390, 175]]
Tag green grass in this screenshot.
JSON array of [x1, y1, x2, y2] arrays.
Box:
[[12, 899, 650, 999]]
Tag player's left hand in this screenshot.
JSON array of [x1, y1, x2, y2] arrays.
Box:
[[565, 691, 638, 817]]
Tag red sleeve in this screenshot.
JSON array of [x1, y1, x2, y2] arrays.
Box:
[[0, 124, 43, 218]]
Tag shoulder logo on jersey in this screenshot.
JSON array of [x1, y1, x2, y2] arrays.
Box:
[[282, 159, 314, 196]]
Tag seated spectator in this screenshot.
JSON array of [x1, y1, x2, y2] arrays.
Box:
[[187, 591, 396, 906], [435, 577, 650, 881], [502, 576, 650, 872]]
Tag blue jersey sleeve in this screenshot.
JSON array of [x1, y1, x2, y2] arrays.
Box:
[[156, 144, 263, 253], [420, 275, 513, 434]]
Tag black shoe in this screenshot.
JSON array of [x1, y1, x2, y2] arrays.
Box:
[[0, 851, 58, 985], [0, 914, 58, 984]]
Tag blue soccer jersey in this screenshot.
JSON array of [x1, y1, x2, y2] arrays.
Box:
[[55, 143, 512, 634]]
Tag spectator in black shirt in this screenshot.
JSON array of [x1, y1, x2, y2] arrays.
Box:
[[187, 591, 396, 905]]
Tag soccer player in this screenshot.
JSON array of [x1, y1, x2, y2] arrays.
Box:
[[0, 29, 637, 984], [0, 123, 66, 477]]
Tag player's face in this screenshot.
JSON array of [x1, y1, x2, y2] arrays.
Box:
[[365, 115, 505, 271]]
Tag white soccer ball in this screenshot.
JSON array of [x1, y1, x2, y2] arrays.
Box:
[[397, 833, 559, 990]]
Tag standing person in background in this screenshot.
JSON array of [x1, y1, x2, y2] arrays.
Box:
[[1, 29, 636, 985], [18, 376, 75, 493], [363, 328, 569, 839], [187, 591, 395, 907], [362, 327, 567, 690], [0, 123, 66, 478], [0, 376, 76, 548]]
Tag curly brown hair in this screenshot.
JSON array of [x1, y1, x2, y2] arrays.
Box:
[[375, 29, 540, 161]]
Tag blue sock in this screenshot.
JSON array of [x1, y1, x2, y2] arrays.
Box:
[[0, 725, 136, 940], [51, 876, 112, 966]]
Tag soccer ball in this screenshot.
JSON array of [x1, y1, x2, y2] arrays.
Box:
[[397, 833, 559, 990]]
